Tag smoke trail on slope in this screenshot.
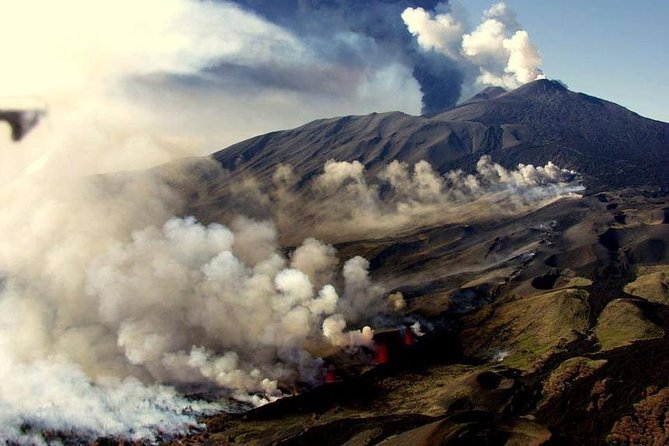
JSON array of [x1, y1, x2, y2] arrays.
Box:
[[310, 155, 580, 240], [219, 155, 582, 245]]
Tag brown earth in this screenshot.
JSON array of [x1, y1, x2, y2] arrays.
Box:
[[151, 187, 669, 446], [82, 80, 669, 445]]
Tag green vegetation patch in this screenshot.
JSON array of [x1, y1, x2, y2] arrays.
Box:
[[595, 299, 664, 351], [461, 288, 590, 372], [624, 265, 669, 305]]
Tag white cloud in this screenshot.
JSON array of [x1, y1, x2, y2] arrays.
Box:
[[402, 2, 544, 90], [401, 7, 464, 58], [504, 30, 544, 84]]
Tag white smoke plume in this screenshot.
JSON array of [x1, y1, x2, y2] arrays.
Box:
[[400, 6, 464, 59], [213, 154, 581, 246], [0, 181, 385, 443], [0, 0, 397, 442], [0, 1, 567, 442], [258, 155, 580, 243], [0, 359, 220, 444], [290, 238, 339, 290], [402, 2, 545, 89]]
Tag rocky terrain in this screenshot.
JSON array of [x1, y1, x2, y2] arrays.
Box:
[[160, 187, 668, 446], [101, 80, 669, 445]]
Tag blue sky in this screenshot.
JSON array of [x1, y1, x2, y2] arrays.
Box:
[[465, 0, 669, 122]]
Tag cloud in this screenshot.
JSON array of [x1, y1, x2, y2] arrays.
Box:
[[402, 1, 545, 91], [401, 6, 464, 58], [0, 0, 310, 100]]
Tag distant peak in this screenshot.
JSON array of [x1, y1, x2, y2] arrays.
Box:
[[535, 78, 569, 90], [512, 79, 570, 96], [463, 86, 508, 104]]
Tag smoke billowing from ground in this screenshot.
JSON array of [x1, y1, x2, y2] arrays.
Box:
[[0, 0, 393, 442], [0, 0, 558, 442], [0, 165, 390, 442], [0, 150, 579, 444], [228, 156, 581, 244]]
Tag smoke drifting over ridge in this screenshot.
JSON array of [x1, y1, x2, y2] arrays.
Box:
[[220, 156, 581, 245], [0, 0, 557, 442]]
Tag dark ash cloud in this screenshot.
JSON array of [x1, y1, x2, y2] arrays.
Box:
[[227, 0, 463, 114]]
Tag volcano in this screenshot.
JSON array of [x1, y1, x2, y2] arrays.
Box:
[[156, 80, 669, 446], [214, 79, 669, 192]]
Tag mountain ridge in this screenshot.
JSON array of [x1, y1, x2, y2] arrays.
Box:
[[214, 79, 669, 191]]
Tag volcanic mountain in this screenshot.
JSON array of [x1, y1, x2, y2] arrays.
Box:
[[160, 80, 669, 446], [214, 79, 669, 191]]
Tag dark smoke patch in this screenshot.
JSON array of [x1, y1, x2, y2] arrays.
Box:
[[412, 52, 464, 114], [229, 0, 464, 112]]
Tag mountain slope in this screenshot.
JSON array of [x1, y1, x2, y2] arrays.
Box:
[[214, 111, 496, 185], [434, 80, 669, 188], [177, 188, 669, 446], [170, 81, 669, 446], [214, 79, 669, 191]]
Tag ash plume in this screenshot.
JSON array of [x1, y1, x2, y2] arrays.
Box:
[[232, 0, 458, 114], [232, 0, 547, 114], [0, 0, 395, 442], [402, 1, 545, 94], [239, 156, 581, 244], [0, 0, 561, 442]]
